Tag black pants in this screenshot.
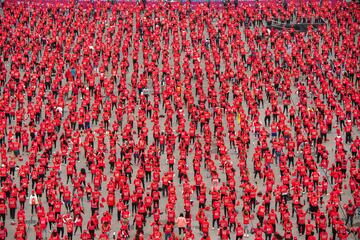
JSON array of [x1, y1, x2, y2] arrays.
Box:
[[346, 214, 354, 226], [132, 203, 138, 214], [212, 219, 219, 228], [65, 201, 71, 211], [288, 156, 294, 167], [339, 120, 345, 130], [254, 170, 261, 179], [345, 132, 352, 143], [74, 226, 83, 234], [10, 208, 16, 219], [229, 222, 236, 232], [109, 206, 114, 214], [196, 186, 200, 196], [57, 227, 64, 237], [290, 115, 294, 124], [264, 116, 271, 126], [10, 167, 15, 176], [49, 222, 55, 230], [298, 223, 305, 235], [162, 185, 168, 196], [89, 230, 95, 239], [67, 175, 73, 184], [31, 205, 36, 214], [145, 172, 151, 182], [257, 215, 264, 225]]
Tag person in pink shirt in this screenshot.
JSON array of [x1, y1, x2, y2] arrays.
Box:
[[175, 213, 186, 236]]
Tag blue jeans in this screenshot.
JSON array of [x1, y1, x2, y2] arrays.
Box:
[[165, 233, 171, 240], [275, 151, 281, 164]]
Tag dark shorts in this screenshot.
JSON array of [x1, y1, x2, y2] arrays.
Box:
[[14, 150, 20, 157]]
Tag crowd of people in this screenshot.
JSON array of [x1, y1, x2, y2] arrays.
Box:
[[0, 0, 359, 239]]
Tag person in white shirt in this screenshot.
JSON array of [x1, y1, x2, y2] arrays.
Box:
[[29, 191, 38, 215]]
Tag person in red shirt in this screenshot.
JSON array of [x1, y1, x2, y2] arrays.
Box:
[[200, 233, 210, 240], [56, 214, 65, 238], [63, 186, 72, 212], [34, 223, 43, 240], [74, 214, 83, 235], [87, 218, 96, 239], [218, 226, 230, 239], [212, 205, 221, 229], [235, 222, 244, 240], [257, 202, 265, 226], [8, 195, 17, 221], [243, 210, 251, 237], [305, 220, 315, 240], [0, 223, 7, 240], [317, 213, 327, 239], [200, 216, 210, 236], [80, 229, 92, 240], [48, 230, 60, 240], [0, 200, 7, 222], [133, 212, 144, 234], [344, 200, 356, 226], [163, 221, 173, 240], [263, 220, 274, 240], [307, 232, 317, 240], [297, 208, 306, 235], [107, 192, 115, 215]]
